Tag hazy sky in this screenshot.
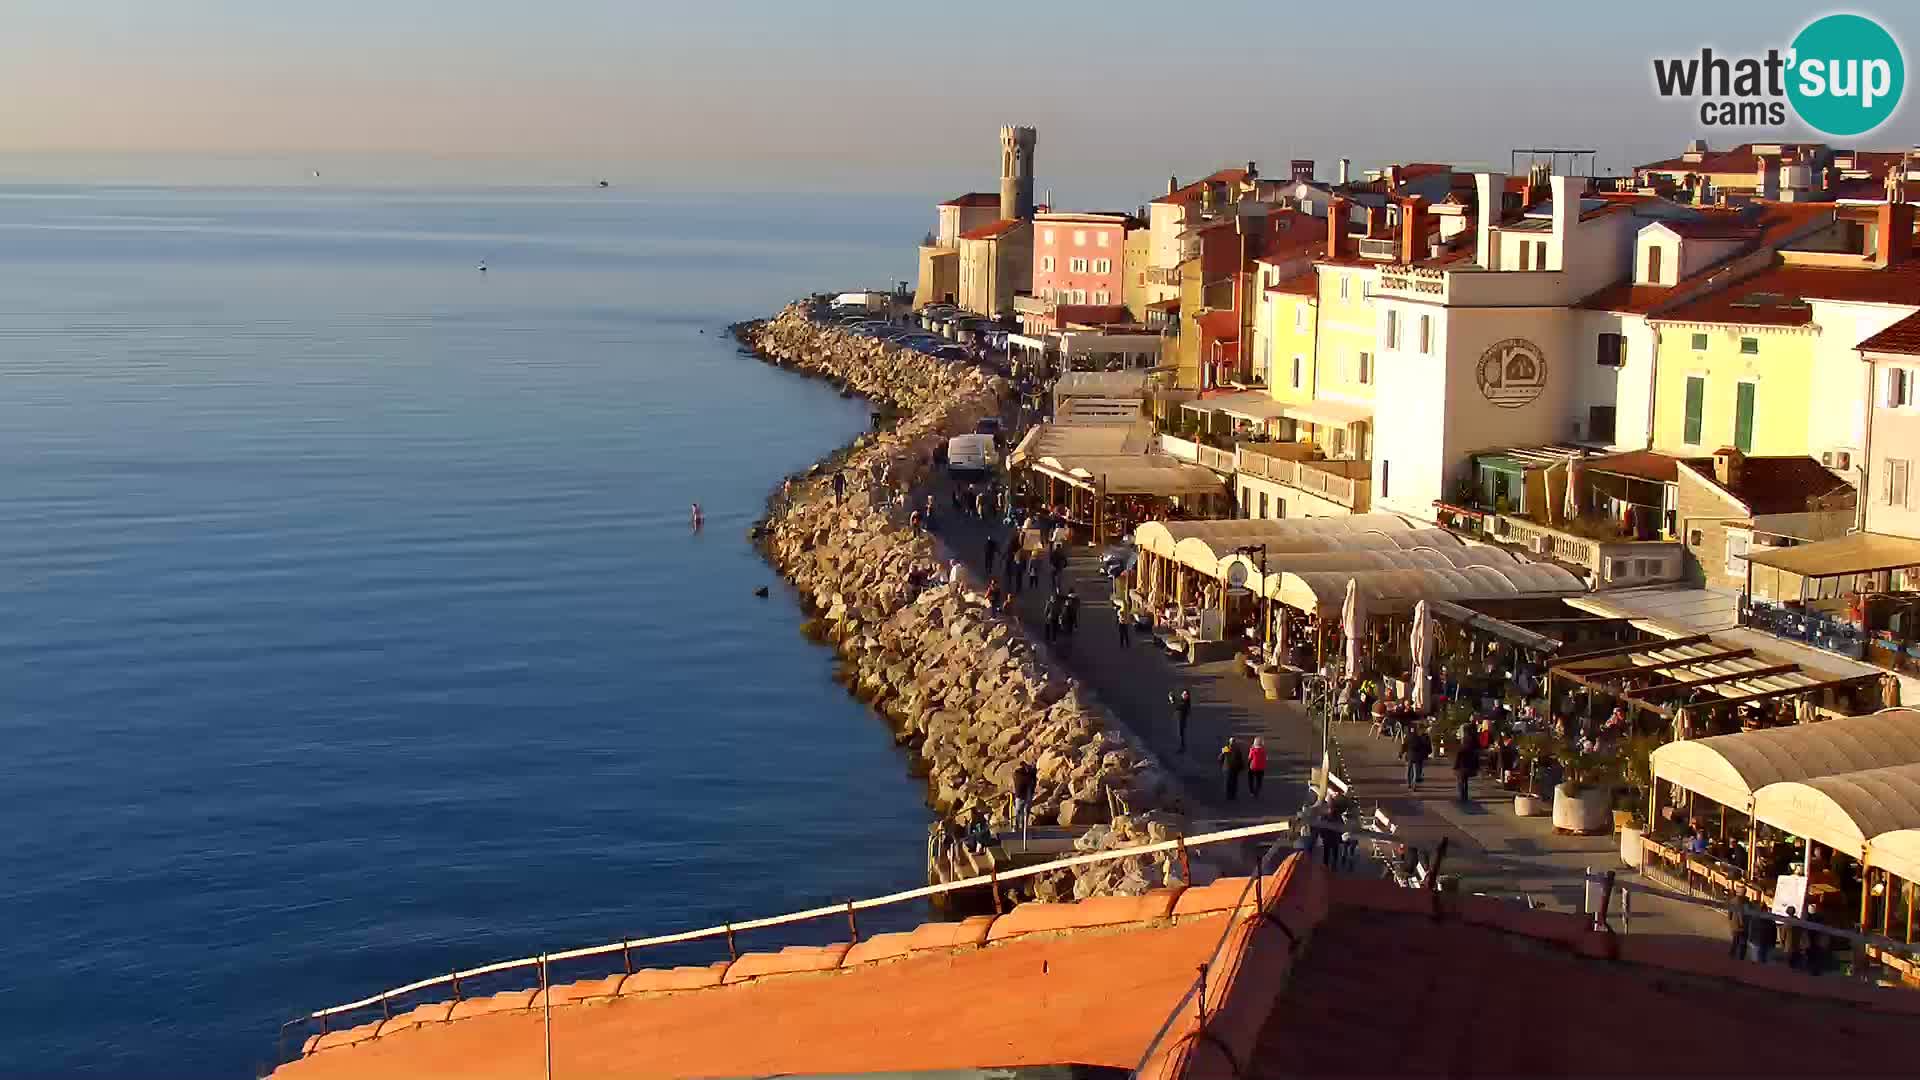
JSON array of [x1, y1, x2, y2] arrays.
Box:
[[1, 1, 1913, 203]]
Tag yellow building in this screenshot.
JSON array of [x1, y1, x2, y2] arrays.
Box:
[[1254, 265, 1318, 409], [1294, 260, 1379, 460], [1647, 318, 1816, 457]]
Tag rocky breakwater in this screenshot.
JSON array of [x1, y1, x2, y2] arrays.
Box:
[[737, 305, 1190, 899]]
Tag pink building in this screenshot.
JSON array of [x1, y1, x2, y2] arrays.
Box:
[[1032, 212, 1137, 307]]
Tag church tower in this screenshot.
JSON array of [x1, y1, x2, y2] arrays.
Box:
[[999, 125, 1037, 221]]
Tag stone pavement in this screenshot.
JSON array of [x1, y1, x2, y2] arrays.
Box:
[[1331, 715, 1733, 945]]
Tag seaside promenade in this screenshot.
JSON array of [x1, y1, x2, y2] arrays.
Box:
[[919, 447, 1727, 945]]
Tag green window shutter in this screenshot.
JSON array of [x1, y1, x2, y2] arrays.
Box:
[[1684, 376, 1705, 445], [1735, 382, 1756, 453]]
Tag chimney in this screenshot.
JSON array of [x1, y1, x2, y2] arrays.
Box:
[[1475, 172, 1506, 269], [1338, 158, 1351, 185], [1756, 155, 1780, 201], [1547, 174, 1582, 272], [1168, 175, 1180, 196], [1713, 447, 1746, 490], [1326, 196, 1351, 259], [1876, 199, 1916, 267], [1246, 160, 1258, 180], [1290, 159, 1315, 183], [1399, 195, 1431, 265]]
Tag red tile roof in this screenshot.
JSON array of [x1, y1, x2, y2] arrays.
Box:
[[1151, 167, 1250, 206], [1683, 454, 1853, 516], [958, 218, 1022, 241], [1654, 262, 1920, 327], [939, 192, 1001, 208], [1659, 218, 1763, 240], [1267, 270, 1319, 297], [1860, 310, 1920, 356], [1636, 142, 1813, 177]]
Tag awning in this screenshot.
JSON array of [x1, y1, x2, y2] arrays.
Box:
[[1743, 531, 1920, 577], [1054, 370, 1150, 398], [1207, 544, 1526, 596], [1283, 399, 1373, 428], [1133, 515, 1420, 560], [1650, 708, 1920, 812], [1031, 457, 1223, 497], [1269, 563, 1587, 617], [1870, 828, 1920, 883], [1211, 392, 1290, 423], [1751, 762, 1920, 861]]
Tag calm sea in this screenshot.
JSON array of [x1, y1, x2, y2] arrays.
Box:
[[0, 185, 935, 1076]]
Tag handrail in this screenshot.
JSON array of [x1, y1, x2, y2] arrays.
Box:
[[296, 819, 1300, 1025]]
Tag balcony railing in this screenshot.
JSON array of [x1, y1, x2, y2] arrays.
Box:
[[1741, 600, 1869, 660], [1433, 502, 1682, 586], [1357, 237, 1398, 261], [1144, 266, 1182, 286], [1236, 447, 1365, 509]]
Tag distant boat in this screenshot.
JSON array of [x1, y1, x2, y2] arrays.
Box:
[[311, 170, 321, 178], [597, 179, 610, 189], [477, 261, 488, 273]]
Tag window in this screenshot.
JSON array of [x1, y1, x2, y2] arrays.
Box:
[[1381, 460, 1390, 499], [1740, 336, 1759, 355], [1071, 289, 1086, 304], [1535, 241, 1549, 268], [1041, 256, 1055, 272], [1683, 376, 1705, 445], [1276, 497, 1287, 518], [1689, 528, 1703, 546], [1042, 229, 1055, 244], [1385, 310, 1399, 349], [1339, 276, 1350, 301], [1691, 332, 1709, 351], [1418, 315, 1431, 354], [1292, 356, 1303, 388], [1362, 280, 1372, 300], [1073, 229, 1087, 246], [1588, 406, 1617, 443], [1734, 381, 1756, 453], [1097, 231, 1110, 248], [1294, 305, 1306, 330], [1357, 351, 1372, 384], [1886, 459, 1911, 507], [1069, 257, 1088, 273], [1889, 367, 1912, 408], [1094, 258, 1112, 274], [1094, 290, 1110, 305], [1597, 332, 1625, 367], [1519, 243, 1531, 271], [1726, 530, 1751, 577], [1330, 428, 1345, 458], [1646, 245, 1664, 284], [1258, 491, 1269, 519]]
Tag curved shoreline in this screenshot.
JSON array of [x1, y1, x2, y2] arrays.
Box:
[[735, 303, 1187, 899]]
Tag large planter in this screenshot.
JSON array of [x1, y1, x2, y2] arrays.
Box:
[[1619, 826, 1645, 869], [1513, 794, 1547, 817], [1553, 782, 1612, 835], [1258, 667, 1282, 701]]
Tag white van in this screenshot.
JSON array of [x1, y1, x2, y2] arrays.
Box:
[[946, 433, 998, 478], [831, 291, 889, 313]]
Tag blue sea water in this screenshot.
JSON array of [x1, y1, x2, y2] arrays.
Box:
[[0, 185, 936, 1077]]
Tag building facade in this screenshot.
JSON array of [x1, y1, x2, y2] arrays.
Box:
[[1032, 212, 1134, 307]]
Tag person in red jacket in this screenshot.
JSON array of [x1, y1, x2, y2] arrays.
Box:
[[1246, 737, 1268, 797]]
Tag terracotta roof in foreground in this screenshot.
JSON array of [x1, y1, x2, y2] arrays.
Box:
[[1682, 454, 1853, 516], [1861, 310, 1920, 356]]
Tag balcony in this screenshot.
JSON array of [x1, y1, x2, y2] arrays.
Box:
[[1144, 266, 1183, 287], [1013, 294, 1053, 317], [1741, 600, 1869, 661], [1357, 237, 1398, 261], [1237, 446, 1369, 511], [1434, 502, 1684, 587]]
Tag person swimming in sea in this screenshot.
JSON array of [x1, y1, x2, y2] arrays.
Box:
[[690, 503, 704, 531]]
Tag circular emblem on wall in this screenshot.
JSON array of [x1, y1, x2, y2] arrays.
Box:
[[1476, 337, 1548, 409]]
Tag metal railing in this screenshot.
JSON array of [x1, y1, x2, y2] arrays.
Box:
[[1234, 448, 1363, 508], [280, 819, 1304, 1062]]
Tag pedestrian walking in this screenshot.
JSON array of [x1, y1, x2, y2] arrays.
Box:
[[975, 489, 989, 519], [1401, 725, 1431, 788], [984, 534, 998, 573], [1750, 911, 1778, 964], [1453, 737, 1480, 805], [1063, 590, 1080, 636], [1171, 689, 1193, 752], [1219, 737, 1245, 801], [986, 578, 1003, 612], [1049, 543, 1068, 591], [1043, 591, 1062, 642], [1011, 760, 1038, 850], [1027, 553, 1041, 590], [1727, 903, 1749, 960], [833, 471, 845, 505], [1247, 736, 1267, 797], [923, 494, 937, 533], [1117, 608, 1131, 647], [909, 507, 923, 534]]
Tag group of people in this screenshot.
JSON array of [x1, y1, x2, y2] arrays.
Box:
[[1216, 735, 1267, 801]]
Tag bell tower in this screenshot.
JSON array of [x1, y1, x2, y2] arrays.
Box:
[[999, 125, 1037, 221]]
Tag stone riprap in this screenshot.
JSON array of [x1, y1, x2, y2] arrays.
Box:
[[736, 305, 1186, 897]]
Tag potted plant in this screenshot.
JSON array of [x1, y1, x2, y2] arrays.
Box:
[[1552, 747, 1614, 835], [1512, 734, 1552, 817]]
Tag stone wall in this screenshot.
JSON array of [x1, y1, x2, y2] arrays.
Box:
[[736, 304, 1187, 898]]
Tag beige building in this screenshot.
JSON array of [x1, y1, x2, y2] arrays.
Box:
[[914, 192, 1001, 307], [957, 218, 1033, 318]]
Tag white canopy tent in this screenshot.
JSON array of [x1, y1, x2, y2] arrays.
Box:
[[1133, 515, 1419, 562], [1268, 563, 1587, 617], [1869, 828, 1920, 887], [1750, 762, 1920, 862], [1649, 709, 1920, 812]]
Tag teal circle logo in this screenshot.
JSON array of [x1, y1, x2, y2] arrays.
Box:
[[1788, 14, 1904, 136]]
